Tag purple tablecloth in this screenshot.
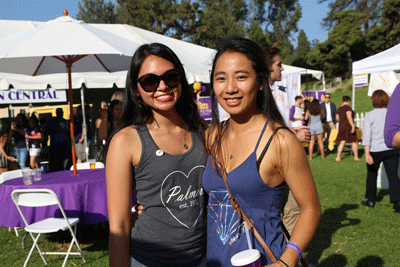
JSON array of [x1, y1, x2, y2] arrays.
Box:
[[0, 169, 108, 227]]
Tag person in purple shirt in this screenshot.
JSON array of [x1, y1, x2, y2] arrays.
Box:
[[384, 83, 400, 148], [289, 96, 305, 127]]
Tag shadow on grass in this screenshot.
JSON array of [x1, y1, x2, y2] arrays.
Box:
[[44, 222, 109, 251], [356, 255, 384, 267], [375, 189, 389, 202], [306, 204, 360, 265], [318, 254, 347, 267]]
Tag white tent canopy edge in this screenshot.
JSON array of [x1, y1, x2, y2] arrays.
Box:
[[352, 42, 400, 110]]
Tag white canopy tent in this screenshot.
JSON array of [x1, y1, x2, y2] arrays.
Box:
[[352, 43, 400, 109]]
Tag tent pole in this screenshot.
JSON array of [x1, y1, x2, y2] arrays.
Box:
[[352, 75, 355, 111], [80, 85, 89, 162], [67, 62, 77, 175]]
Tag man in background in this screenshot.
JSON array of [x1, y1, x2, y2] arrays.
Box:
[[320, 93, 337, 144], [266, 47, 309, 237], [46, 108, 70, 172]]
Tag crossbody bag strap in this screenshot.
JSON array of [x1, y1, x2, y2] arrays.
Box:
[[221, 170, 277, 263]]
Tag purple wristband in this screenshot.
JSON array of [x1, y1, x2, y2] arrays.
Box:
[[286, 242, 303, 259]]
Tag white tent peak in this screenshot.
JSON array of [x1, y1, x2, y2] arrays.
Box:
[[47, 15, 84, 24]]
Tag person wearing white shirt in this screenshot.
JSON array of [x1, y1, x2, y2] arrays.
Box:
[[320, 93, 337, 143]]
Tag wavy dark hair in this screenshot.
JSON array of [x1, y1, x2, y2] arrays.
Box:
[[16, 113, 28, 127], [308, 99, 323, 116], [106, 43, 207, 153], [207, 37, 286, 173]]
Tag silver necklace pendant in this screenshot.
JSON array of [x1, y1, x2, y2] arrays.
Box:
[[230, 153, 234, 159], [183, 143, 189, 150]]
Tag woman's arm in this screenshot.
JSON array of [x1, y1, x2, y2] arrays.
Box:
[[304, 110, 309, 121], [336, 113, 340, 123], [107, 127, 140, 267], [346, 111, 355, 133], [320, 109, 325, 120], [274, 131, 322, 267], [98, 120, 111, 141]]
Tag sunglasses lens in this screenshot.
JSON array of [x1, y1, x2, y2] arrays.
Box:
[[164, 70, 181, 87], [139, 75, 159, 92], [137, 69, 181, 92]]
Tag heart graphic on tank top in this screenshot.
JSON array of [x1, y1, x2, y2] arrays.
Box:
[[160, 165, 205, 229]]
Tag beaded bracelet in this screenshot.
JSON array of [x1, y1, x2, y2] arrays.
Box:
[[286, 241, 303, 259], [278, 258, 289, 267]]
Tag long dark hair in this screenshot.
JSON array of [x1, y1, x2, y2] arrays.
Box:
[[107, 43, 207, 152], [207, 37, 286, 173], [308, 99, 322, 116], [16, 113, 28, 127]]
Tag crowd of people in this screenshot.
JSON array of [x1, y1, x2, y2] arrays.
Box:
[[287, 92, 363, 162], [0, 90, 125, 175]]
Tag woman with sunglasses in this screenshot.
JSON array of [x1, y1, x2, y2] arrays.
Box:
[[203, 38, 321, 267], [106, 43, 208, 267]]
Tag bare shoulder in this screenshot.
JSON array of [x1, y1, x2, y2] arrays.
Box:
[[108, 125, 142, 166]]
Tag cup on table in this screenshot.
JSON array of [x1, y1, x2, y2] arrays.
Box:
[[32, 168, 42, 181], [40, 161, 49, 174], [21, 168, 33, 185], [231, 249, 261, 267], [88, 159, 96, 170]]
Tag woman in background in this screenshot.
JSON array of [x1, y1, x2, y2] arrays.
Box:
[[335, 96, 359, 161], [26, 114, 42, 169], [305, 99, 325, 160], [98, 99, 123, 143], [362, 90, 400, 212], [0, 121, 17, 174], [13, 113, 29, 169], [203, 37, 321, 267]]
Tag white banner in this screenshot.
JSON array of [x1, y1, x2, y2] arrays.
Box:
[[354, 74, 368, 87], [271, 72, 301, 126], [0, 89, 67, 104], [368, 71, 400, 97]]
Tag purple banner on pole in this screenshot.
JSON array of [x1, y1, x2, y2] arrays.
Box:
[[198, 96, 212, 120], [302, 91, 326, 102]]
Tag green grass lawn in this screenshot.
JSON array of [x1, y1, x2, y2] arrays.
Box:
[[2, 149, 399, 267], [330, 88, 374, 114]]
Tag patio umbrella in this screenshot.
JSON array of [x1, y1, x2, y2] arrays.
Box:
[[0, 10, 139, 174]]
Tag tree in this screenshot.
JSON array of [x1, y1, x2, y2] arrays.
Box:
[[306, 9, 367, 77], [246, 0, 302, 48], [296, 30, 311, 56], [319, 0, 383, 33], [116, 0, 201, 39], [291, 30, 311, 68], [367, 0, 400, 54], [188, 0, 247, 47], [76, 0, 117, 23]]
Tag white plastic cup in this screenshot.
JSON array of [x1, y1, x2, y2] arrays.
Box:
[[22, 168, 32, 185], [88, 159, 96, 170], [33, 168, 42, 181], [231, 249, 261, 267]]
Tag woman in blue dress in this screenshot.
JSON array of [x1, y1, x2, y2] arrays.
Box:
[[202, 38, 321, 267]]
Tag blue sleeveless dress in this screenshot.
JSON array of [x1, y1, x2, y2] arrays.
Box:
[[202, 120, 293, 267]]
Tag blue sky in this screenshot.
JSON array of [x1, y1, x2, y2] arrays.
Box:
[[0, 0, 329, 46]]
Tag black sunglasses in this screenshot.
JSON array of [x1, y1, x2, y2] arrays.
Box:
[[137, 69, 181, 92]]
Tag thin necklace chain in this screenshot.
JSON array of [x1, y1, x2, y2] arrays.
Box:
[[226, 119, 258, 160], [156, 124, 189, 150]]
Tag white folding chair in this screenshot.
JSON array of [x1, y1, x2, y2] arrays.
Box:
[[69, 162, 105, 170], [0, 169, 22, 183], [0, 169, 24, 237], [11, 189, 86, 267]]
